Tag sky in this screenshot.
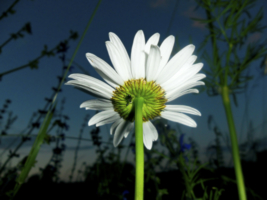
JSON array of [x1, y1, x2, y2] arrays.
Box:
[[0, 0, 267, 180]]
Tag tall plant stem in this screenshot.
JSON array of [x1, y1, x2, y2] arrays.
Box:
[[55, 0, 102, 98], [134, 97, 144, 200], [221, 86, 247, 200], [10, 0, 103, 198]]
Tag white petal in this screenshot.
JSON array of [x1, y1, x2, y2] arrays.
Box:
[[166, 74, 205, 97], [146, 45, 161, 82], [161, 111, 197, 127], [143, 121, 159, 150], [110, 118, 124, 135], [166, 81, 205, 102], [113, 120, 132, 147], [88, 110, 117, 126], [143, 122, 153, 150], [147, 121, 158, 141], [106, 41, 131, 81], [67, 73, 114, 96], [171, 63, 204, 88], [65, 80, 112, 99], [161, 55, 198, 91], [124, 122, 134, 138], [109, 32, 132, 79], [167, 89, 199, 102], [161, 55, 197, 89], [86, 53, 124, 88], [96, 113, 120, 127], [80, 99, 113, 110], [158, 35, 175, 73], [156, 44, 195, 85], [144, 33, 160, 54], [131, 30, 146, 79], [165, 105, 201, 116]]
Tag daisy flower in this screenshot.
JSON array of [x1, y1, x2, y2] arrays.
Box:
[[66, 30, 205, 150]]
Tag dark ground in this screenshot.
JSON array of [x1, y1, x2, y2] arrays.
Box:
[[1, 150, 266, 200]]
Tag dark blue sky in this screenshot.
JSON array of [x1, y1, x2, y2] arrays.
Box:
[[1, 0, 267, 179]]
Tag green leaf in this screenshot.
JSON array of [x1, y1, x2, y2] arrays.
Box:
[[11, 105, 55, 197]]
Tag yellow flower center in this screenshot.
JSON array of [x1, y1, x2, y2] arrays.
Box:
[[111, 79, 167, 122]]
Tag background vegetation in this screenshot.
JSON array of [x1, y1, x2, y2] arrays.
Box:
[[0, 0, 266, 199]]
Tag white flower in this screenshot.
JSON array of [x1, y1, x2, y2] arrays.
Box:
[[66, 30, 205, 150]]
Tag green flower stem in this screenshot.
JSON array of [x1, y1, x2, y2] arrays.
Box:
[[134, 97, 144, 200], [221, 86, 247, 200]]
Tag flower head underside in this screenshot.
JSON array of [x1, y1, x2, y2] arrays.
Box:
[[66, 30, 205, 149]]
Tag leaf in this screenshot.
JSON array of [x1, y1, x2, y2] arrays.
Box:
[[11, 105, 55, 197]]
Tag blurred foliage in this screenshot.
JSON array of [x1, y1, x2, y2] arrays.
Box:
[[192, 0, 267, 99]]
